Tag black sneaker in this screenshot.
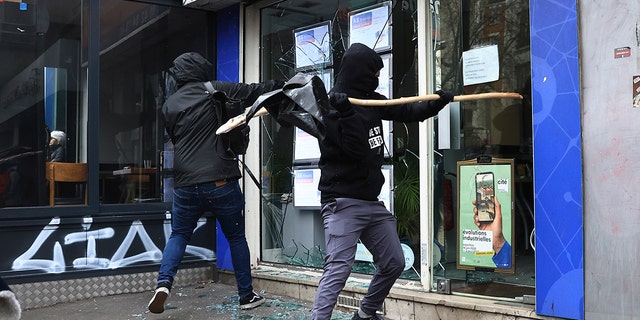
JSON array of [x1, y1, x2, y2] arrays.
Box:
[[148, 286, 170, 314], [352, 310, 385, 320], [239, 291, 265, 310]]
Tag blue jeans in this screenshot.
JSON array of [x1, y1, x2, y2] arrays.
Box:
[[157, 180, 254, 298]]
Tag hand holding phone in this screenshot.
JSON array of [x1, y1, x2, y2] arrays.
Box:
[[475, 172, 495, 222]]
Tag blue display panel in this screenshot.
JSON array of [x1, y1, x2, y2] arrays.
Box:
[[530, 0, 584, 318], [215, 4, 240, 271]]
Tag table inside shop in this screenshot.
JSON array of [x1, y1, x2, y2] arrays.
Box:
[[112, 167, 158, 203]]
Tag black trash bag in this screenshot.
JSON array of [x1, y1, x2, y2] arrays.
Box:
[[246, 73, 330, 139]]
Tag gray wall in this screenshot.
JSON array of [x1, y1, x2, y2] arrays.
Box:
[[580, 1, 640, 319]]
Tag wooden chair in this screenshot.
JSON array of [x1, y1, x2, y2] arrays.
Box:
[[46, 162, 88, 206]]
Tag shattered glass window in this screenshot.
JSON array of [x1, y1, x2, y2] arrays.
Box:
[[258, 0, 423, 280], [257, 0, 535, 299]]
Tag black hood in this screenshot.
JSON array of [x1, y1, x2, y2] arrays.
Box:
[[169, 52, 213, 87], [332, 43, 383, 99]]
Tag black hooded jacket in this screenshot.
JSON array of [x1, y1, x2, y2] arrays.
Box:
[[318, 43, 450, 203], [162, 52, 282, 188]]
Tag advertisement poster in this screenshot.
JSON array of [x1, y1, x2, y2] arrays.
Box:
[[294, 22, 332, 70], [294, 127, 321, 163], [293, 166, 392, 211], [307, 68, 333, 93], [348, 2, 392, 52], [456, 158, 514, 273], [376, 54, 392, 98], [293, 168, 321, 208], [379, 166, 392, 212]]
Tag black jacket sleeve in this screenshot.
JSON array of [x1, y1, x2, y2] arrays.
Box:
[[378, 100, 440, 122], [210, 80, 284, 107], [379, 90, 453, 122]]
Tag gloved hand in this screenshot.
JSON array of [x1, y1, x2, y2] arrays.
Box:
[[432, 90, 454, 111], [329, 92, 352, 113]]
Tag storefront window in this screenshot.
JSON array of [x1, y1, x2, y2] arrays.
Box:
[[259, 0, 424, 280], [98, 1, 209, 205], [0, 0, 212, 209], [433, 0, 534, 299], [0, 0, 84, 208], [257, 0, 534, 298]]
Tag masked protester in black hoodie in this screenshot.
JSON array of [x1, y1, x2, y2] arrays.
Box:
[[148, 52, 283, 314], [312, 43, 453, 320]]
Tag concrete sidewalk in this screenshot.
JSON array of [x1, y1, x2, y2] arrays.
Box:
[[19, 280, 355, 320]]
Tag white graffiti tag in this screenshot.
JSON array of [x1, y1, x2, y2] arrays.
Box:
[[12, 217, 66, 273], [12, 214, 215, 273]]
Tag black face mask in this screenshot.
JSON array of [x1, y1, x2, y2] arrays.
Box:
[[332, 43, 383, 99]]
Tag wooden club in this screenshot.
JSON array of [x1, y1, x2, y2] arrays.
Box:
[[216, 92, 523, 135]]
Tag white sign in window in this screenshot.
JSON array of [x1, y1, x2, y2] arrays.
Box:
[[462, 45, 500, 86]]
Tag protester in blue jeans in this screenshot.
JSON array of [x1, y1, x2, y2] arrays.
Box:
[[148, 52, 283, 314], [311, 43, 454, 320]]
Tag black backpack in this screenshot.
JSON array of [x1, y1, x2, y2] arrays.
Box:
[[204, 81, 250, 159]]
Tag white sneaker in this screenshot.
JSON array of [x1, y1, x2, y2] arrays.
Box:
[[148, 287, 170, 314]]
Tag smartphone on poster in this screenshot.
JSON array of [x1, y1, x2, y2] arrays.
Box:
[[475, 172, 495, 222]]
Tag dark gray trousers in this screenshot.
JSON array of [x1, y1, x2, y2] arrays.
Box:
[[311, 198, 405, 320]]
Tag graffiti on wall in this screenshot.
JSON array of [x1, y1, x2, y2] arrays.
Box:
[[10, 213, 215, 274]]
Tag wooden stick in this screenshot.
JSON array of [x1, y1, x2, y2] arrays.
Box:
[[217, 108, 269, 135], [348, 92, 523, 106], [216, 92, 523, 134]]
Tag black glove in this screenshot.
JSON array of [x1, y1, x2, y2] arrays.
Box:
[[329, 92, 352, 113], [432, 90, 454, 111]]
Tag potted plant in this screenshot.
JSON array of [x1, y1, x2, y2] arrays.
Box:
[[392, 151, 421, 242]]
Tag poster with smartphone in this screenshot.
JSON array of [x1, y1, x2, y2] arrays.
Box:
[[456, 157, 515, 273], [475, 172, 495, 222]]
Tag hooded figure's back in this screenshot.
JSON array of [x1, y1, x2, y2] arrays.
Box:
[[162, 52, 237, 188], [162, 52, 284, 188]]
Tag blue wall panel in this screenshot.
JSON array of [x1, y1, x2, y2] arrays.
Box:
[[530, 0, 584, 319], [215, 4, 240, 271], [216, 5, 240, 82]]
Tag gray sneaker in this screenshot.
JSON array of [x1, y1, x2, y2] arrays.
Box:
[[239, 291, 265, 310]]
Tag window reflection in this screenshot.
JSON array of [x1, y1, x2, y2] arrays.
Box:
[[0, 0, 82, 208], [98, 1, 208, 204], [434, 0, 534, 298], [0, 0, 212, 208]]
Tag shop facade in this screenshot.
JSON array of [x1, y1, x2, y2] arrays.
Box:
[[245, 0, 576, 319], [0, 0, 638, 319], [0, 0, 222, 309]]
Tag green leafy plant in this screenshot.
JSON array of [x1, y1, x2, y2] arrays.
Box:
[[393, 154, 421, 240]]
